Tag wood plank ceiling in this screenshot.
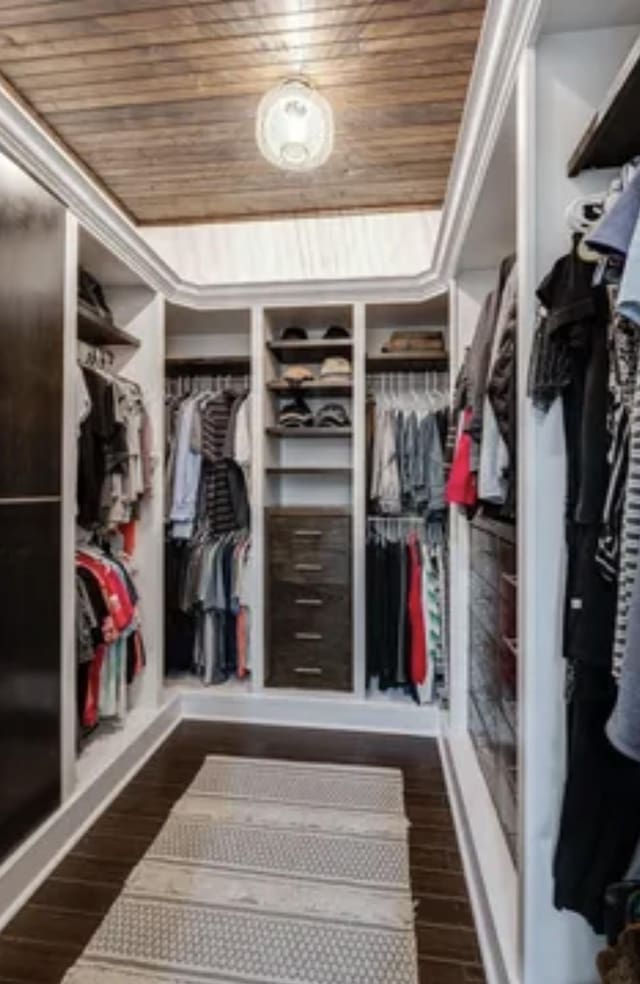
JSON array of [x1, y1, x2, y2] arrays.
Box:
[[0, 0, 487, 225]]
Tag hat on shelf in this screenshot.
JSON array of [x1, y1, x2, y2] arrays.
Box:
[[281, 365, 315, 386], [315, 403, 351, 428], [281, 325, 308, 341], [381, 330, 446, 354], [278, 395, 314, 428], [323, 324, 351, 339], [319, 356, 352, 381]]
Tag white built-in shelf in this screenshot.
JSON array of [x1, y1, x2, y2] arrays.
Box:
[[268, 380, 352, 398], [267, 338, 352, 364], [266, 466, 352, 476], [366, 353, 447, 373], [78, 299, 140, 348], [568, 34, 640, 175], [165, 355, 251, 376], [266, 427, 352, 439]]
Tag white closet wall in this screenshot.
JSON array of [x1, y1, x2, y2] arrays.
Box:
[[518, 20, 640, 984], [443, 9, 640, 984]]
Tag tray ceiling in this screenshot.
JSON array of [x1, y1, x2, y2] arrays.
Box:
[[0, 0, 486, 225]]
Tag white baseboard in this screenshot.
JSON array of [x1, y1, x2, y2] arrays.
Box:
[[179, 688, 441, 736], [439, 733, 515, 984], [0, 697, 181, 933]]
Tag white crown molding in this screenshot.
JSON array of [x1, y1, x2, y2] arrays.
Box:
[[433, 0, 544, 280], [0, 0, 542, 309]]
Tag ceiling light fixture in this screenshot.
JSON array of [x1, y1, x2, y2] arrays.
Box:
[[256, 79, 334, 172]]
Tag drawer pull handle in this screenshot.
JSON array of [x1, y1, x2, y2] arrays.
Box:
[[295, 598, 323, 607], [295, 632, 323, 641], [294, 529, 323, 538], [294, 666, 323, 675], [295, 563, 323, 572]]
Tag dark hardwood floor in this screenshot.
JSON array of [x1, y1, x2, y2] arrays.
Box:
[[0, 721, 486, 984]]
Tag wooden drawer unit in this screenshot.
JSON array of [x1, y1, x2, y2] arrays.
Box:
[[268, 512, 350, 586], [266, 509, 352, 691]]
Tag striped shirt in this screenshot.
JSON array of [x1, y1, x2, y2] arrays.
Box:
[[612, 351, 640, 676]]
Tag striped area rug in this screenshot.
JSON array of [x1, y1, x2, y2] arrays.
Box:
[[63, 755, 419, 984]]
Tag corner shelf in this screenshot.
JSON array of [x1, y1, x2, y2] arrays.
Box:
[[266, 427, 352, 438], [267, 338, 352, 364], [268, 380, 352, 398], [366, 353, 448, 373], [78, 299, 140, 348], [165, 355, 251, 376], [568, 35, 640, 175]]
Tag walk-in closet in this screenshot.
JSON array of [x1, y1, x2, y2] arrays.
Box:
[[1, 2, 640, 984]]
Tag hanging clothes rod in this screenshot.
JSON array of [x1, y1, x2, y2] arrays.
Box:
[[367, 516, 426, 523], [166, 373, 250, 397], [366, 370, 449, 384]]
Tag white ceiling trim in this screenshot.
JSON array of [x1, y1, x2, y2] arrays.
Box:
[[0, 0, 542, 309]]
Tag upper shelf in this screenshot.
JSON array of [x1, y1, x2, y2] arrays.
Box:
[[366, 353, 448, 373], [568, 36, 640, 176], [268, 379, 352, 398], [267, 338, 352, 364], [165, 355, 251, 376], [77, 299, 140, 348]]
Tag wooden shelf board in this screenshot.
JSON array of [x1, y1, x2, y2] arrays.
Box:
[[78, 299, 140, 348], [266, 427, 352, 438], [268, 380, 352, 398], [165, 355, 250, 376], [366, 353, 448, 372], [568, 36, 640, 175], [267, 338, 352, 364], [266, 467, 352, 476]]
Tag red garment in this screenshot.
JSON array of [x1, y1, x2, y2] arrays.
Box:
[[77, 552, 134, 632], [446, 408, 478, 507], [407, 536, 427, 686], [237, 608, 249, 678], [119, 521, 137, 556]]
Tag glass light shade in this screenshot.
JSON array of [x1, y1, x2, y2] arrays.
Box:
[[256, 80, 334, 172]]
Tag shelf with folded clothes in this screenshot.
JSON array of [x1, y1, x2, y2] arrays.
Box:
[[268, 358, 353, 427], [270, 386, 353, 434], [365, 306, 448, 374], [267, 338, 353, 364], [267, 380, 352, 398]]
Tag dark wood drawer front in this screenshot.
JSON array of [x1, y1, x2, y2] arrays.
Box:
[[266, 510, 352, 691], [268, 514, 350, 586], [269, 581, 349, 636], [267, 642, 352, 691]]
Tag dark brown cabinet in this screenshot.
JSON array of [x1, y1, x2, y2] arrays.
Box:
[[0, 153, 66, 862], [468, 516, 518, 860], [0, 502, 61, 857], [266, 508, 352, 691]]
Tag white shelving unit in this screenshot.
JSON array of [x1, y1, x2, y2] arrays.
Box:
[[2, 8, 640, 984]]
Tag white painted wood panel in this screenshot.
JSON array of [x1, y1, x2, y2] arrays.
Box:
[[519, 22, 640, 984], [143, 211, 441, 286]]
